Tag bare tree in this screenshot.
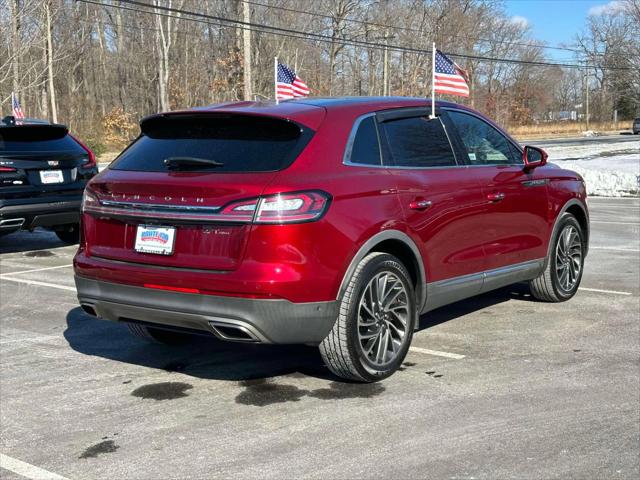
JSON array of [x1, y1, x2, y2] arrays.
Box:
[[1, 0, 635, 145]]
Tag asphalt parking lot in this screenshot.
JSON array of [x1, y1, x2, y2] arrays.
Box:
[[1, 197, 638, 479]]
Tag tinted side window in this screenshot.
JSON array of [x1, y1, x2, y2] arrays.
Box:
[[347, 116, 381, 165], [382, 117, 456, 168], [447, 111, 521, 165]]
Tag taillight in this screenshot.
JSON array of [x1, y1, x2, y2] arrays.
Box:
[[82, 189, 330, 224], [220, 191, 331, 224], [81, 188, 100, 213], [0, 166, 16, 172], [69, 133, 96, 168]]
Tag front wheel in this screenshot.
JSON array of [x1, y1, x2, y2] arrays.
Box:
[[529, 214, 585, 302], [319, 252, 417, 382]]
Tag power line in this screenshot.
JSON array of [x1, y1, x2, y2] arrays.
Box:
[[245, 0, 584, 54], [79, 0, 633, 71]]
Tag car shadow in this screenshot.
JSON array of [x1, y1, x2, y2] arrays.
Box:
[[0, 228, 71, 254], [64, 307, 334, 382], [417, 282, 535, 331], [64, 283, 535, 383]]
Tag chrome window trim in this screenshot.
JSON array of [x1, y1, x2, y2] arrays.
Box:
[[342, 113, 385, 168], [342, 107, 526, 171], [442, 107, 525, 167]]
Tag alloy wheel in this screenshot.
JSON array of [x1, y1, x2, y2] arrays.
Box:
[[555, 225, 582, 293], [357, 271, 409, 366]]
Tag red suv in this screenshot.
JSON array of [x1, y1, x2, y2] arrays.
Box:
[[74, 97, 589, 382]]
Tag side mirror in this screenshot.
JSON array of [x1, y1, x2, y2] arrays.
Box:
[[523, 145, 548, 171]]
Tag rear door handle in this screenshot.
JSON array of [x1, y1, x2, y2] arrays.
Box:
[[409, 199, 433, 210], [487, 192, 505, 203]]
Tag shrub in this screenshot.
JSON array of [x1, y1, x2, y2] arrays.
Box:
[[102, 108, 139, 149], [82, 138, 107, 158]]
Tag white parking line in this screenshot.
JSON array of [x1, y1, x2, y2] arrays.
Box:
[[588, 197, 639, 201], [0, 264, 73, 277], [409, 346, 466, 359], [0, 276, 76, 292], [579, 287, 632, 296], [598, 203, 640, 210], [590, 246, 640, 252], [0, 453, 70, 480], [590, 221, 640, 225]]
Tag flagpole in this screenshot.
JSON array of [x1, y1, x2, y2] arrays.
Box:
[[431, 43, 436, 118], [274, 57, 278, 105]]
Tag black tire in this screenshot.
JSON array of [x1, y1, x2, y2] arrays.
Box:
[[127, 324, 193, 345], [319, 252, 417, 382], [529, 214, 585, 302], [55, 225, 80, 244]]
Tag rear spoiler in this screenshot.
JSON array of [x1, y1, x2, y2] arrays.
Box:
[[0, 123, 69, 141]]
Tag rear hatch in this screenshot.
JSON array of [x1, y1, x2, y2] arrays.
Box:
[[84, 111, 321, 271], [0, 124, 91, 198]]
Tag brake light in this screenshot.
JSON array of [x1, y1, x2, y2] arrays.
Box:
[[69, 133, 96, 168], [81, 188, 100, 213], [220, 191, 330, 224], [0, 166, 16, 172]]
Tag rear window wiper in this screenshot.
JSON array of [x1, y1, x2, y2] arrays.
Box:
[[163, 157, 225, 169]]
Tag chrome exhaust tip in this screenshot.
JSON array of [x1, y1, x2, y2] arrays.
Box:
[[208, 320, 262, 343], [0, 218, 25, 229]]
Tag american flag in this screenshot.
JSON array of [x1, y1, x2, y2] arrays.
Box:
[[434, 50, 470, 98], [11, 92, 25, 119], [276, 62, 310, 100]]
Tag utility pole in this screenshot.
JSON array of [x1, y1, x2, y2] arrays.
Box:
[[242, 0, 252, 101], [584, 60, 590, 131], [381, 30, 394, 96], [382, 31, 388, 96], [45, 0, 57, 123]]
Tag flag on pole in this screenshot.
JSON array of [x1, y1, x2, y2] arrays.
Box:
[[275, 61, 310, 101], [11, 92, 25, 120], [433, 50, 470, 97]]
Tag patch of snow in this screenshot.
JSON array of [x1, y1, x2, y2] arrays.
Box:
[[582, 130, 599, 137], [545, 140, 639, 197]]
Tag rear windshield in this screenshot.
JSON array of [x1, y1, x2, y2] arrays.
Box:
[[110, 114, 314, 173], [0, 125, 83, 153]]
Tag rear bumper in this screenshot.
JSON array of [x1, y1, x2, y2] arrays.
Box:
[[0, 196, 81, 231], [75, 276, 338, 345]]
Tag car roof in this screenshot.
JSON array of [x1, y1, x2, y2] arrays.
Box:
[[292, 96, 458, 109], [195, 96, 463, 114], [162, 96, 474, 130]]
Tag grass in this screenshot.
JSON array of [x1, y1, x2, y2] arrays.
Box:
[[510, 120, 633, 139]]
